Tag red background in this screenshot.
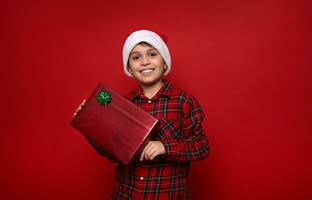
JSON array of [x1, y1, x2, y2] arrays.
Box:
[[1, 0, 311, 199]]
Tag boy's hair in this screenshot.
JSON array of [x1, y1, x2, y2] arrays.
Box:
[[138, 41, 153, 47], [122, 29, 171, 77]]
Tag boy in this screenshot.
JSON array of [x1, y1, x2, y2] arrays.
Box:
[[76, 29, 209, 199]]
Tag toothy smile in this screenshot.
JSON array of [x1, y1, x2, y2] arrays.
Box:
[[140, 69, 154, 75]]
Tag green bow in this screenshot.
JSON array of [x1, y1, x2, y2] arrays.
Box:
[[97, 90, 112, 105]]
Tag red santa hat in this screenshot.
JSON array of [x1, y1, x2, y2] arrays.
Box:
[[122, 29, 171, 77]]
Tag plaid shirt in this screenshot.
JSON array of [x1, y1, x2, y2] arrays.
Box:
[[109, 80, 209, 200]]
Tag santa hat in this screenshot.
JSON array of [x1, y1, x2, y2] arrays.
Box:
[[122, 29, 171, 77]]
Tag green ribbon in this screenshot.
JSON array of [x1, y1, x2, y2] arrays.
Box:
[[97, 90, 112, 105]]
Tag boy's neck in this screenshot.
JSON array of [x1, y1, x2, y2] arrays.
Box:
[[141, 80, 164, 99]]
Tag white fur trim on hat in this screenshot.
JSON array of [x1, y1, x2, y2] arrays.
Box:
[[122, 30, 171, 77]]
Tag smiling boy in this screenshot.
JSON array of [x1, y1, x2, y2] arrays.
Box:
[[110, 29, 209, 199]]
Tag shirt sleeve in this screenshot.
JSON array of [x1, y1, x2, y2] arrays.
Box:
[[161, 96, 209, 162]]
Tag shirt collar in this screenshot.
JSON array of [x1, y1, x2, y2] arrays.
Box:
[[129, 79, 172, 101]]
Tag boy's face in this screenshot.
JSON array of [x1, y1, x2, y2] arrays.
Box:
[[128, 43, 166, 86]]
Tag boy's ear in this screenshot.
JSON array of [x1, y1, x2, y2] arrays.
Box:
[[127, 65, 133, 75]]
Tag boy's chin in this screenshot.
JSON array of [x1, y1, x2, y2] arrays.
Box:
[[136, 77, 163, 87]]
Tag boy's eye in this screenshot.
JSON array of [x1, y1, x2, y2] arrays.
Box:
[[131, 55, 140, 60], [149, 52, 157, 57]]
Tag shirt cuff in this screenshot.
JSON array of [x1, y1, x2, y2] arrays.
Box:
[[162, 140, 179, 159]]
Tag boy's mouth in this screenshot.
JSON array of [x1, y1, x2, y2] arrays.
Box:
[[140, 68, 154, 76]]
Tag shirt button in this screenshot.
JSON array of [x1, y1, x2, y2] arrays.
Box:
[[147, 100, 151, 103], [140, 176, 144, 180]]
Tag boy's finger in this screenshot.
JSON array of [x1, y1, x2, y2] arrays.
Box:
[[145, 146, 155, 157], [150, 151, 157, 160], [140, 147, 147, 161], [140, 142, 151, 161], [140, 151, 145, 161], [145, 151, 151, 161]]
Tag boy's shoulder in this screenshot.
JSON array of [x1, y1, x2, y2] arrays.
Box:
[[165, 81, 203, 109], [167, 82, 195, 102]]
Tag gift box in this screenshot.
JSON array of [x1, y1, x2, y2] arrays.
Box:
[[70, 82, 158, 165]]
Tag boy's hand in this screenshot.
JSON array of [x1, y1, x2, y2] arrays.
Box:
[[140, 141, 165, 161], [73, 99, 86, 117]]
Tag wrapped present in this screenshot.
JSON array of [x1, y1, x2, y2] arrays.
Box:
[[71, 82, 158, 165]]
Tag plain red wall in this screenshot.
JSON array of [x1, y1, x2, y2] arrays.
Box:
[[1, 0, 311, 199]]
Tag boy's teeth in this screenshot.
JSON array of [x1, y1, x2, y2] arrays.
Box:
[[142, 69, 152, 73]]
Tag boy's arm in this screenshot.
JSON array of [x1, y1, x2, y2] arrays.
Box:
[[161, 96, 209, 162]]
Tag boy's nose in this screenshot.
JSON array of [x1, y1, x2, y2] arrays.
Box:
[[141, 56, 150, 66]]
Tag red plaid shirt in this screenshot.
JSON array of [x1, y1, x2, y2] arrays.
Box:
[[108, 80, 209, 200]]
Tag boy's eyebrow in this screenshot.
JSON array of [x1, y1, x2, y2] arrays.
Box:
[[129, 51, 140, 55]]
